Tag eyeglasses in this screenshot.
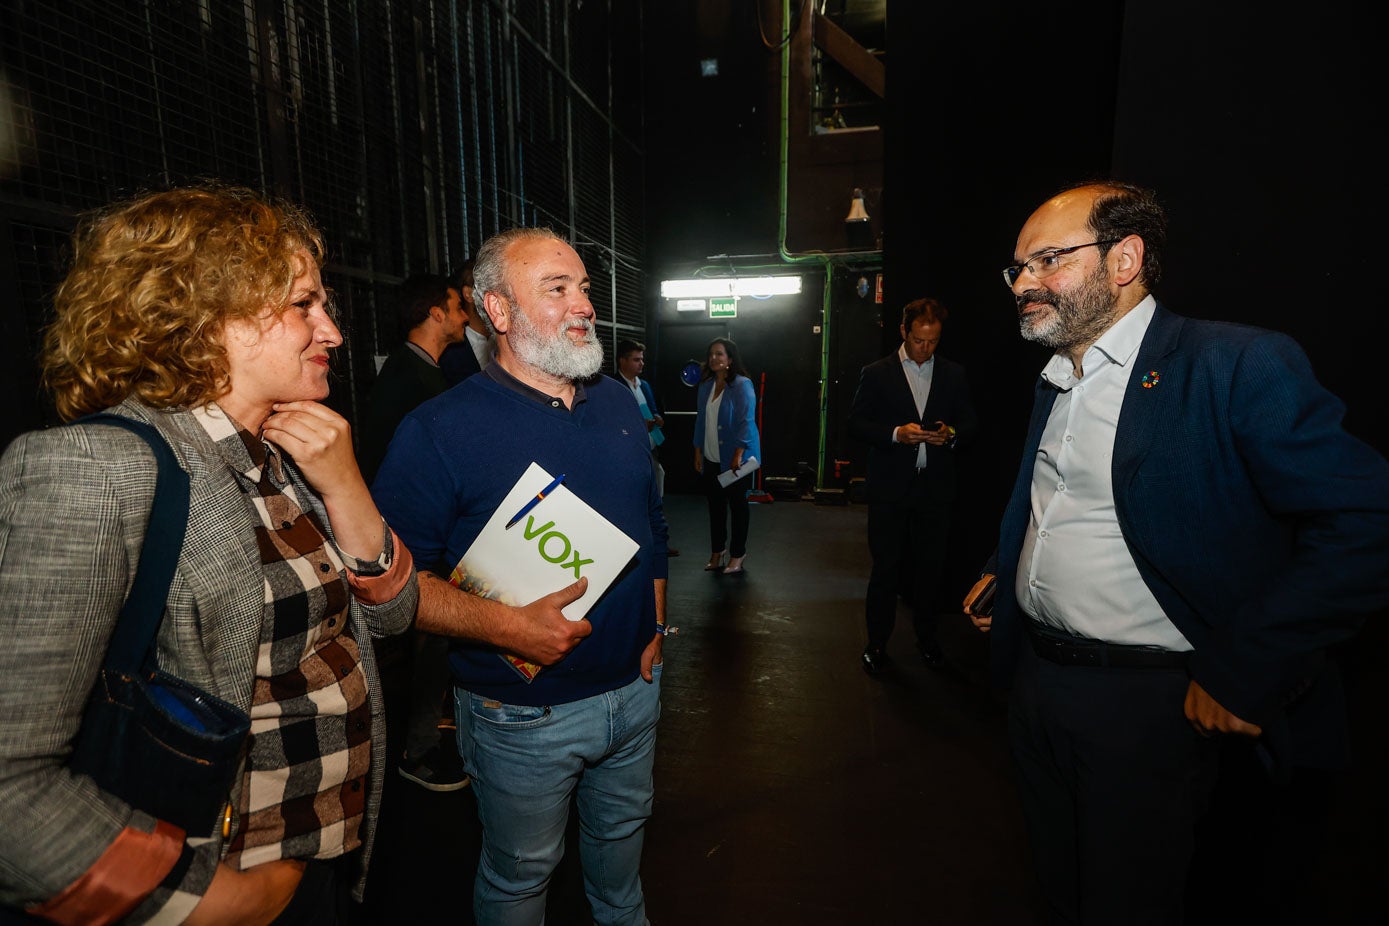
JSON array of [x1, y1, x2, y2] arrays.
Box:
[[1001, 239, 1121, 287]]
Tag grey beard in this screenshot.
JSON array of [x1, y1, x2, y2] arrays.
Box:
[[1016, 266, 1117, 352], [511, 312, 603, 381], [1018, 304, 1065, 348]]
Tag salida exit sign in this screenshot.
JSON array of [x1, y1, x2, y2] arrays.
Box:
[[709, 296, 737, 318]]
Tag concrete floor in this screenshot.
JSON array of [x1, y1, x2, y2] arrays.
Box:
[[360, 492, 1388, 925]]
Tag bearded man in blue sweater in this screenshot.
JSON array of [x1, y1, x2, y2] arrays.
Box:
[[372, 227, 669, 926]]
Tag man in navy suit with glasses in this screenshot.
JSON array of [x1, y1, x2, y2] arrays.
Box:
[[966, 179, 1389, 924]]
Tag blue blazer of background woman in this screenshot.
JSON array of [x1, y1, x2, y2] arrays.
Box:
[[692, 337, 761, 575]]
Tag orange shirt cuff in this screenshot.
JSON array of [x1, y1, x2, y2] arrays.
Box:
[[30, 819, 183, 926], [345, 528, 414, 605]]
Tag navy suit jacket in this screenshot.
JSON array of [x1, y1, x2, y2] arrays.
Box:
[[609, 374, 666, 448], [848, 350, 978, 504], [636, 377, 662, 421], [990, 303, 1389, 768], [439, 338, 482, 386]]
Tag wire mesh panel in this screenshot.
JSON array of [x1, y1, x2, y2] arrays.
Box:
[[3, 221, 71, 431], [611, 140, 646, 334], [512, 28, 570, 233], [2, 1, 268, 205], [0, 0, 648, 450]]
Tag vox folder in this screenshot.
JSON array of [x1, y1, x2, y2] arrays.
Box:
[[449, 461, 639, 681]]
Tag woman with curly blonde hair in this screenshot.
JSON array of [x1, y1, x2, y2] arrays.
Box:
[[43, 185, 327, 420], [0, 185, 417, 925]]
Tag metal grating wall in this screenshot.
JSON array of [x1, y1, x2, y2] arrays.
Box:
[[0, 0, 648, 448]]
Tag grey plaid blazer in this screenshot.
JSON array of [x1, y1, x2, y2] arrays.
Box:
[[0, 399, 417, 914]]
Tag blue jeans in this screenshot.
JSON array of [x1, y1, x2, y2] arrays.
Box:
[[454, 667, 662, 926]]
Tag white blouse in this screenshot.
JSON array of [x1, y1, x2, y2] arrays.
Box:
[[702, 387, 723, 464]]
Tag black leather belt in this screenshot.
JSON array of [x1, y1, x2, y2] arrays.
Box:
[[1026, 622, 1189, 670]]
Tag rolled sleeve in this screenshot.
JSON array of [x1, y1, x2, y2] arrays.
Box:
[[344, 526, 416, 608], [30, 820, 185, 926]]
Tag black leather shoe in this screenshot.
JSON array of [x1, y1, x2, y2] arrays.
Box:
[[916, 640, 945, 668], [861, 648, 890, 676]]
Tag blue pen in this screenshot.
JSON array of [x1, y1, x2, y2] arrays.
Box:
[[505, 473, 566, 529]]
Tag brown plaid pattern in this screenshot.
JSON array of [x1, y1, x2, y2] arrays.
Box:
[[191, 405, 369, 870]]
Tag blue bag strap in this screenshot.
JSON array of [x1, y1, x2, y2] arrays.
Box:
[[76, 414, 191, 674]]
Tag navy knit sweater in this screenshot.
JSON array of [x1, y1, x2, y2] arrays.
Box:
[[372, 370, 669, 705]]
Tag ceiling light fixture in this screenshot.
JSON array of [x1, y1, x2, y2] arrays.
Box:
[[660, 276, 802, 299]]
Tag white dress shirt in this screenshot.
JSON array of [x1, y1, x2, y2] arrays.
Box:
[[1015, 296, 1191, 650], [465, 325, 493, 369], [891, 343, 934, 470]]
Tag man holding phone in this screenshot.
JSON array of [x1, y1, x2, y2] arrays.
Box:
[[849, 296, 978, 675]]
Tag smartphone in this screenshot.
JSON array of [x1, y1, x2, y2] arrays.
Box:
[[965, 575, 997, 617]]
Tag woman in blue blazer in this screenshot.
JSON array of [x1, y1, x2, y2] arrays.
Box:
[[692, 338, 761, 574]]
